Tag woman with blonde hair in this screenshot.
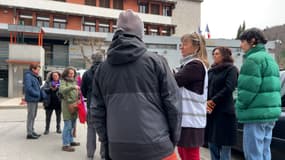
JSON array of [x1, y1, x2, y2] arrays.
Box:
[[174, 32, 209, 160]]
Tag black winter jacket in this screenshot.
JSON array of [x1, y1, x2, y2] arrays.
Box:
[[81, 62, 101, 125], [81, 62, 101, 109], [91, 31, 182, 160], [42, 71, 61, 110], [205, 63, 238, 146], [208, 63, 238, 114]]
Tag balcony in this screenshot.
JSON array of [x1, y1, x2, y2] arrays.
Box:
[[0, 0, 173, 25]]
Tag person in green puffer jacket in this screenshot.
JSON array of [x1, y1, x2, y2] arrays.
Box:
[[59, 66, 80, 152], [235, 28, 281, 160]]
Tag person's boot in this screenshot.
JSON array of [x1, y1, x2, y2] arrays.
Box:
[[62, 146, 75, 152], [44, 124, 50, 135], [56, 125, 61, 134], [32, 132, 41, 137], [56, 128, 62, 134], [70, 142, 80, 146], [44, 130, 49, 135], [45, 111, 51, 135], [26, 134, 38, 139]]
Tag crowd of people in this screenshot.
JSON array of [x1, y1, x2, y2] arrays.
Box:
[[23, 10, 281, 160]]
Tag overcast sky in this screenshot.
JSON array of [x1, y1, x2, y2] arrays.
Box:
[[201, 0, 285, 39]]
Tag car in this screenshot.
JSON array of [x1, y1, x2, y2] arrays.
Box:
[[232, 71, 285, 160]]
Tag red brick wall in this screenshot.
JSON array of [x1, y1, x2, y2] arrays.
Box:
[[124, 0, 138, 12], [0, 8, 14, 24], [67, 16, 82, 30], [66, 0, 84, 5]]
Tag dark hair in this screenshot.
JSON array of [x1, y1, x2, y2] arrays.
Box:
[[212, 47, 234, 63], [48, 71, 61, 81], [239, 28, 267, 45], [61, 67, 77, 80], [29, 63, 40, 70]]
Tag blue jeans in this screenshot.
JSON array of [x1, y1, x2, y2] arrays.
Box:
[[208, 143, 231, 160], [243, 122, 275, 160], [62, 119, 76, 146]]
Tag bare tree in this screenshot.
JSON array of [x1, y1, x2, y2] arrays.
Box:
[[78, 38, 105, 68]]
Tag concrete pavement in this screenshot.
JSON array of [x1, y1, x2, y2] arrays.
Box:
[[0, 97, 243, 160], [0, 106, 102, 160], [0, 97, 28, 109]]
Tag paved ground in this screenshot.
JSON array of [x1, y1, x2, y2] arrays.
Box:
[[0, 101, 243, 160]]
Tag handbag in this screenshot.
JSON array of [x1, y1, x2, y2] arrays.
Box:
[[68, 102, 78, 114], [68, 89, 79, 114], [77, 97, 86, 123]]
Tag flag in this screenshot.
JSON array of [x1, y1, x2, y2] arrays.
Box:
[[198, 26, 202, 35], [205, 24, 211, 39]]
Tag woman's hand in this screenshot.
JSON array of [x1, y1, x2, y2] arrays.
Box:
[[207, 100, 216, 114], [75, 85, 80, 90]]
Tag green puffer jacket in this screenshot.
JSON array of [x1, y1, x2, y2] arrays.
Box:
[[235, 44, 281, 123], [59, 79, 78, 120]]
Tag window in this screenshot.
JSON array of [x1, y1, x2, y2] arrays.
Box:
[[163, 5, 172, 16], [85, 0, 96, 6], [98, 19, 109, 32], [144, 27, 148, 35], [53, 16, 66, 29], [43, 44, 52, 66], [113, 0, 123, 10], [150, 3, 160, 15], [112, 20, 117, 32], [144, 24, 151, 35], [99, 0, 110, 8], [150, 26, 158, 36], [19, 12, 33, 26], [83, 18, 96, 32], [36, 14, 50, 27], [162, 27, 171, 36], [139, 3, 148, 13]]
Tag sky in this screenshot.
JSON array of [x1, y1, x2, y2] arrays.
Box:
[[201, 0, 285, 39]]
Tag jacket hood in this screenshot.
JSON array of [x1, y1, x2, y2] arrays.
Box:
[[107, 30, 147, 65], [91, 62, 101, 73], [46, 71, 61, 82]]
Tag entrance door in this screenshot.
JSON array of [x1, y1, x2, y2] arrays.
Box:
[[0, 41, 9, 97], [0, 70, 8, 97]]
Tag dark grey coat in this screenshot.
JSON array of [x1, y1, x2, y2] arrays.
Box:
[[81, 62, 101, 125], [205, 63, 238, 146], [91, 31, 182, 160]]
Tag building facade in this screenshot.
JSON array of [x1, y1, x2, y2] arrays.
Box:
[[0, 0, 204, 97], [0, 0, 203, 37]]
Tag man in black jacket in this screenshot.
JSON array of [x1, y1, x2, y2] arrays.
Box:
[[81, 52, 105, 159], [91, 10, 182, 160]]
